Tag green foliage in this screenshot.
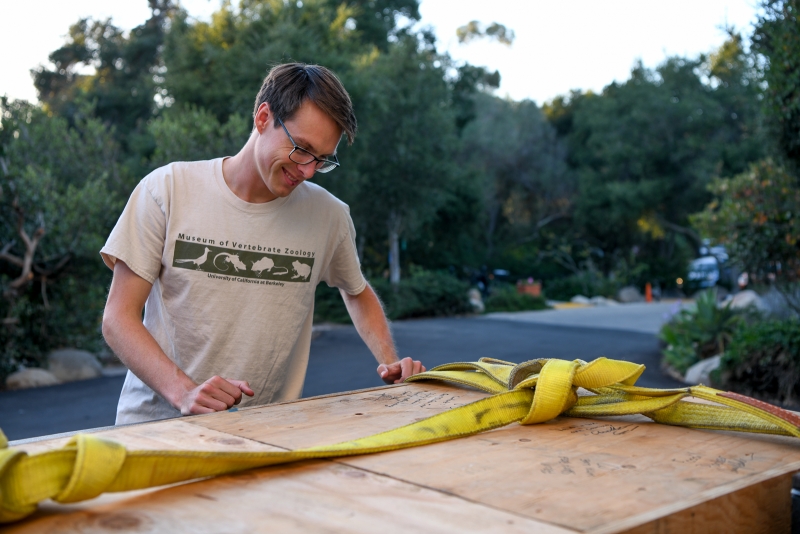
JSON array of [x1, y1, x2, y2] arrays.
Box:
[[691, 160, 800, 311], [32, 1, 172, 144], [456, 21, 515, 46], [313, 283, 352, 324], [753, 0, 800, 169], [148, 106, 251, 166], [718, 318, 800, 405], [658, 289, 744, 372], [547, 33, 766, 287], [344, 32, 459, 280], [460, 92, 573, 262], [483, 284, 549, 313], [543, 271, 619, 302], [313, 270, 471, 324], [0, 99, 122, 380], [373, 270, 471, 320], [161, 0, 366, 123]]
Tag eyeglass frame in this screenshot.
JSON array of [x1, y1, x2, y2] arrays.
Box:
[[278, 118, 340, 173]]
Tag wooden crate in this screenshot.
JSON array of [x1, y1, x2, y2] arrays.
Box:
[[8, 382, 800, 533]]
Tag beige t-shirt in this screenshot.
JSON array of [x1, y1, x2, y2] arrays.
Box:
[[101, 158, 366, 424]]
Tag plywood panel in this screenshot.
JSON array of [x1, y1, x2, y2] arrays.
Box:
[[192, 383, 800, 533], [8, 453, 572, 533], [14, 418, 284, 455], [4, 420, 286, 529], [190, 382, 489, 447], [602, 472, 792, 534]]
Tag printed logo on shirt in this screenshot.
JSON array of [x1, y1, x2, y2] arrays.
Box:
[[172, 239, 314, 283]]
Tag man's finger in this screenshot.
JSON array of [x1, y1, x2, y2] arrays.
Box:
[[397, 357, 413, 383], [377, 363, 389, 379], [195, 394, 230, 412], [201, 378, 238, 407], [227, 379, 255, 397]]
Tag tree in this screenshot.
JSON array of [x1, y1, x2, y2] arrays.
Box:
[[692, 160, 800, 311], [160, 0, 416, 123], [460, 93, 573, 264], [550, 34, 766, 286], [753, 0, 800, 171], [0, 99, 122, 378], [345, 31, 458, 284], [32, 0, 174, 146], [148, 106, 251, 167]]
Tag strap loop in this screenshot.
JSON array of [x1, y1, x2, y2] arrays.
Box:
[[53, 435, 127, 503]]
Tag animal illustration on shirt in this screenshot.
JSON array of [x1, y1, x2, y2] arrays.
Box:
[[291, 260, 311, 280], [251, 256, 288, 277], [213, 253, 247, 273], [175, 247, 211, 269]]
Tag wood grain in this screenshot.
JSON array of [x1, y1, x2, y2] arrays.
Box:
[[7, 382, 800, 533], [9, 443, 571, 533], [192, 383, 800, 533], [189, 382, 489, 448]]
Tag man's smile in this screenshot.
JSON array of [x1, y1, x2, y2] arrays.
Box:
[[282, 167, 301, 187]]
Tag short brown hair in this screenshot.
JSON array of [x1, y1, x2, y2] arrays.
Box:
[[253, 63, 357, 145]]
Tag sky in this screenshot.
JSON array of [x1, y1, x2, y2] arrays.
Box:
[[0, 0, 761, 106]]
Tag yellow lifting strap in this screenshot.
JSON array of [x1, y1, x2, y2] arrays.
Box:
[[2, 356, 800, 523]]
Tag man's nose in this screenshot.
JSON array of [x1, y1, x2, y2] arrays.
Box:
[[296, 161, 316, 179]]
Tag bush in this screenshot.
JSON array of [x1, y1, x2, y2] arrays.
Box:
[[313, 269, 472, 324], [543, 272, 619, 301], [313, 284, 352, 324], [484, 284, 549, 313], [717, 318, 800, 405], [658, 289, 743, 373], [373, 270, 471, 320]]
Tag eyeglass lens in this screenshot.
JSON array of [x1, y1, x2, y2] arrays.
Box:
[[289, 148, 337, 172]]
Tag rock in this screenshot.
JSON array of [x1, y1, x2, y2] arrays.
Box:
[[617, 286, 644, 303], [6, 368, 61, 390], [760, 286, 800, 319], [570, 295, 591, 305], [590, 296, 619, 307], [468, 288, 485, 313], [684, 354, 722, 385], [729, 290, 768, 312], [47, 349, 102, 382]]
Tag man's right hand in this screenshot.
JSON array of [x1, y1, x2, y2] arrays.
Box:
[[179, 376, 255, 415]]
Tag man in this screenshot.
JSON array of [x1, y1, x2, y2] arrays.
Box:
[[101, 63, 424, 425]]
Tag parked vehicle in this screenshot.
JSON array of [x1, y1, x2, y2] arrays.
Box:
[[679, 256, 720, 293]]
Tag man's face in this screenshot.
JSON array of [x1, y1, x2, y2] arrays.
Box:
[[253, 100, 341, 200]]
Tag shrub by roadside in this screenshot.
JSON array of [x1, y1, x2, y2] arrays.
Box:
[[543, 273, 619, 302], [314, 269, 472, 324], [313, 284, 353, 324], [658, 289, 743, 374], [373, 270, 472, 320], [715, 318, 800, 406], [484, 284, 549, 313]]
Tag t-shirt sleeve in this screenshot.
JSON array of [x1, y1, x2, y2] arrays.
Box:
[[100, 178, 166, 284], [320, 210, 367, 295]]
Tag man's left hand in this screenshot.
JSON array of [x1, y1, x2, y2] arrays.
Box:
[[377, 357, 426, 384]]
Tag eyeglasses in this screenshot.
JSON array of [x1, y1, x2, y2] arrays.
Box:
[[278, 118, 340, 173]]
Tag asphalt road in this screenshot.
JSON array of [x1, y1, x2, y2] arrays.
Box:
[[0, 316, 681, 441]]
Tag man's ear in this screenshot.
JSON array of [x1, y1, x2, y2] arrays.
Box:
[[254, 102, 272, 134]]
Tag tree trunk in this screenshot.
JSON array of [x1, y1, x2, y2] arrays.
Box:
[[388, 212, 402, 286]]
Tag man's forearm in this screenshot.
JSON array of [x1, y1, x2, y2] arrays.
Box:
[[340, 283, 398, 365], [103, 311, 196, 409], [104, 261, 252, 416], [102, 260, 197, 411]]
